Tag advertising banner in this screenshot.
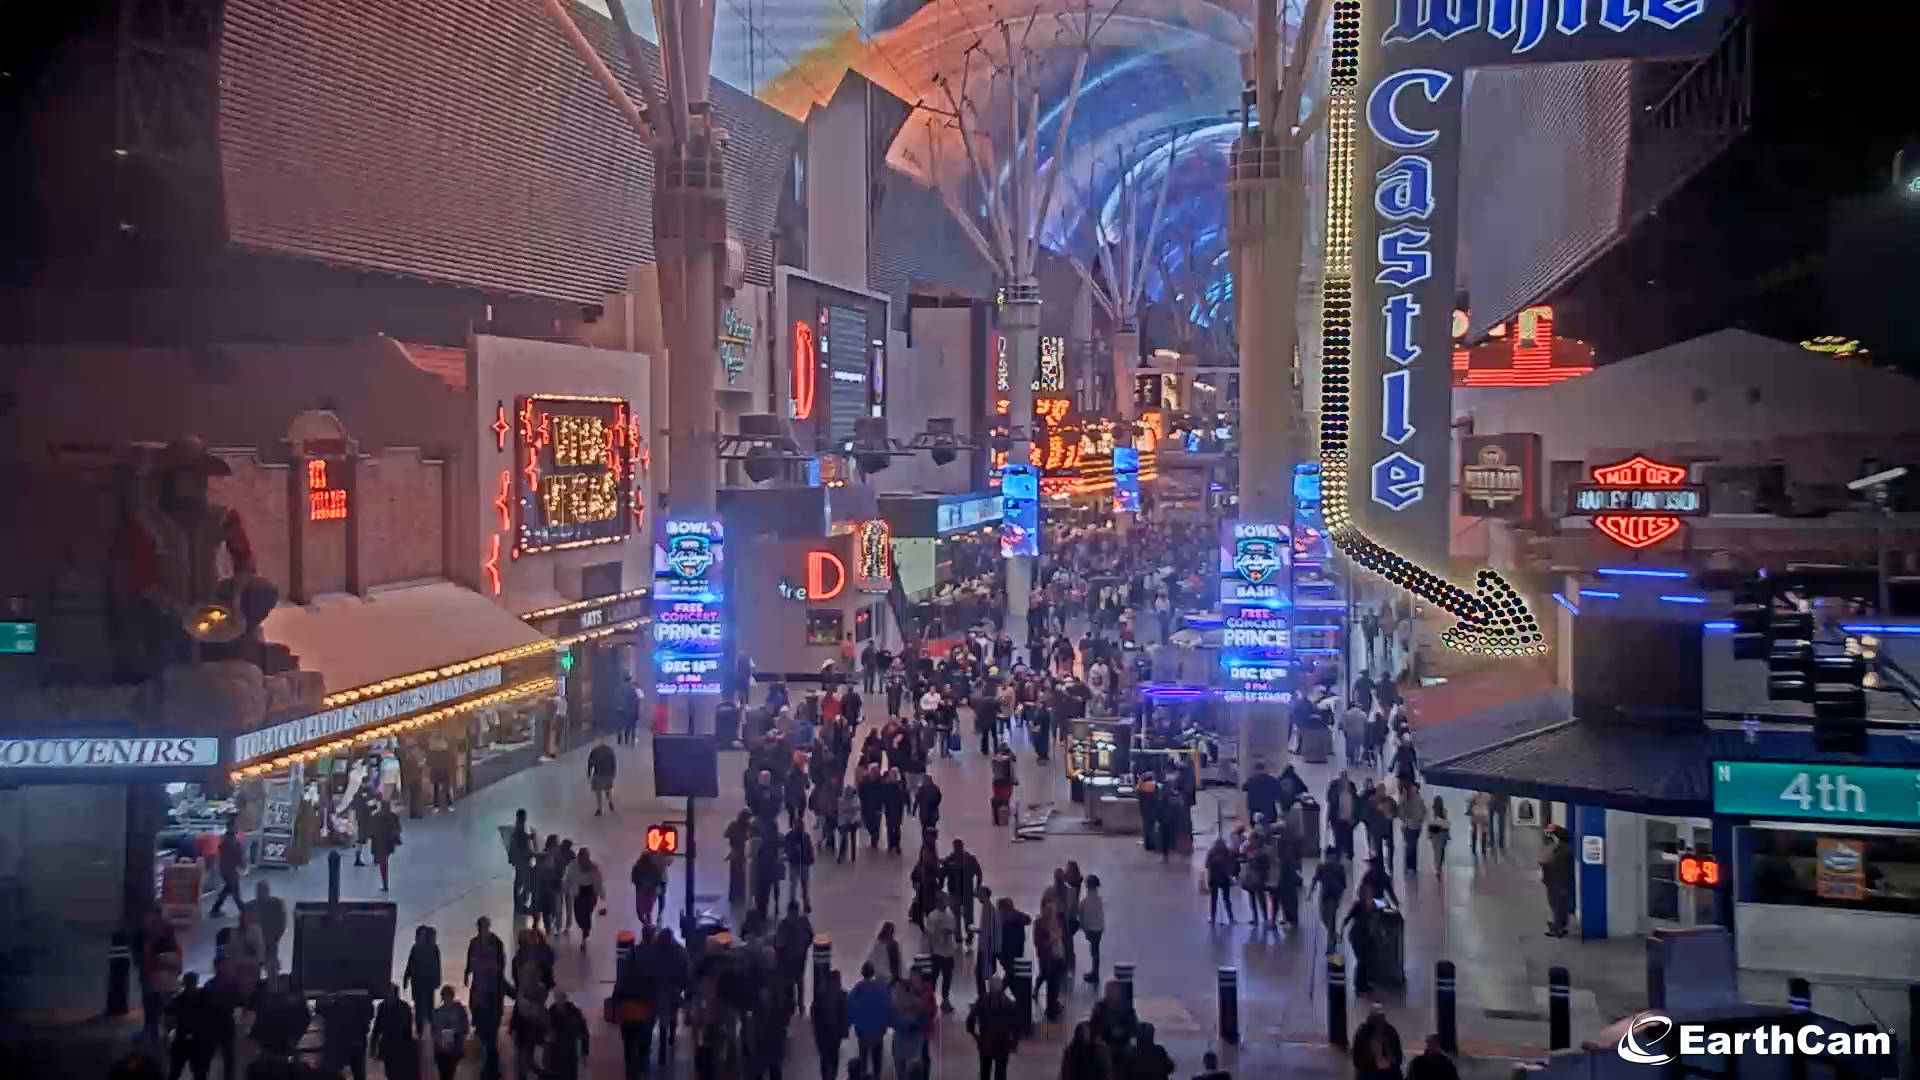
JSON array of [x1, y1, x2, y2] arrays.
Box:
[[653, 519, 726, 696], [1112, 446, 1142, 514], [1001, 465, 1040, 558], [1218, 519, 1292, 703]]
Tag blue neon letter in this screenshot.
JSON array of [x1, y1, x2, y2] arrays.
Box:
[[1642, 0, 1704, 29], [1598, 0, 1638, 31], [1514, 0, 1549, 52], [1372, 452, 1427, 511], [1557, 0, 1589, 34], [1366, 69, 1455, 151], [1383, 294, 1423, 366], [1383, 0, 1482, 44], [1376, 226, 1432, 288], [1381, 371, 1416, 445], [1375, 155, 1435, 221]]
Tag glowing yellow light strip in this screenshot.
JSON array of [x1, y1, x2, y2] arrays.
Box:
[[552, 617, 649, 649], [230, 676, 559, 781], [517, 588, 650, 622], [1317, 0, 1543, 657], [317, 641, 556, 709]]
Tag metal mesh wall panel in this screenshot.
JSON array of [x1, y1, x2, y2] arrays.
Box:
[[1460, 60, 1632, 338]]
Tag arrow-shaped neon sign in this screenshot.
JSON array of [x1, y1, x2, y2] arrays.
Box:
[[1317, 0, 1543, 657]]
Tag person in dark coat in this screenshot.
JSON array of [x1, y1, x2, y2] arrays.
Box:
[[880, 769, 909, 853], [1060, 1020, 1114, 1080], [916, 775, 944, 832], [856, 767, 885, 850], [368, 800, 403, 892], [320, 990, 375, 1080], [164, 972, 215, 1080], [1352, 1003, 1405, 1080], [812, 968, 850, 1080], [371, 983, 419, 1080], [965, 977, 1022, 1080], [403, 925, 441, 1035], [464, 917, 511, 1080], [545, 990, 590, 1080], [1407, 1035, 1460, 1080]]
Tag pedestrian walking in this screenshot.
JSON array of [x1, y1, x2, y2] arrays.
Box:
[[1205, 838, 1238, 924], [1409, 1034, 1461, 1080], [565, 849, 606, 947], [430, 986, 469, 1080], [1397, 788, 1426, 875], [966, 977, 1021, 1080], [1309, 847, 1348, 951], [247, 881, 287, 977], [1352, 1002, 1405, 1080], [588, 741, 617, 815], [206, 822, 245, 918], [404, 926, 442, 1035], [847, 963, 894, 1079], [1427, 797, 1451, 876], [372, 982, 420, 1080], [545, 990, 589, 1080], [813, 969, 850, 1080], [837, 783, 863, 864], [1077, 875, 1105, 987]]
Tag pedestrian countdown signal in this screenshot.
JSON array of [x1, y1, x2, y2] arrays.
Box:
[[1677, 854, 1720, 887], [645, 824, 680, 855]]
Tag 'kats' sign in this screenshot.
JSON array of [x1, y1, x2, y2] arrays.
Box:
[[0, 737, 221, 770]]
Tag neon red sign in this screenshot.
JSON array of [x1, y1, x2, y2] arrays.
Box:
[[792, 321, 817, 420], [1576, 455, 1701, 550]]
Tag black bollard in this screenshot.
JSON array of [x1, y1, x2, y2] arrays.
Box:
[[1327, 953, 1348, 1047], [1548, 966, 1570, 1051], [812, 935, 833, 1014], [106, 929, 131, 1017], [1115, 961, 1136, 1008], [1787, 977, 1811, 1013], [1436, 960, 1458, 1054], [1011, 958, 1036, 1037], [1218, 966, 1239, 1045], [327, 849, 342, 905]]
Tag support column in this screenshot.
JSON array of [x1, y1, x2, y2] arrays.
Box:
[[656, 137, 726, 734], [1002, 279, 1041, 650], [1227, 0, 1303, 773], [1112, 324, 1139, 535]]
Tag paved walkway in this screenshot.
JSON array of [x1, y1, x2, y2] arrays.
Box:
[[64, 702, 1648, 1080]]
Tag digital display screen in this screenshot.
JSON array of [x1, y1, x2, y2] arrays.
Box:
[[823, 304, 870, 445], [653, 519, 725, 696], [1112, 447, 1141, 514], [514, 396, 639, 554], [1219, 519, 1292, 702], [1000, 465, 1040, 558]]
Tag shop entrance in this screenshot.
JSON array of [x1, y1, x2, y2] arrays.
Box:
[[1647, 816, 1718, 927]]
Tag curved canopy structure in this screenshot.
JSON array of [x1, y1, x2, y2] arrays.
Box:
[[582, 0, 1318, 314]]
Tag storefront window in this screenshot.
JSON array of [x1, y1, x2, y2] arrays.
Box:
[[1737, 825, 1920, 917], [1646, 818, 1718, 926]]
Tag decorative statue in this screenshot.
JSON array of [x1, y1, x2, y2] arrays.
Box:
[[114, 436, 280, 673]]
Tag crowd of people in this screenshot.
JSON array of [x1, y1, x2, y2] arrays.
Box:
[[107, 513, 1535, 1080]]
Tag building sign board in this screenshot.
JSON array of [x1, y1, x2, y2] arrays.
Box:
[[1565, 454, 1705, 549], [235, 667, 504, 762], [0, 737, 222, 770], [512, 395, 642, 555], [1312, 0, 1724, 654], [1712, 760, 1920, 826], [1458, 433, 1539, 520], [1219, 520, 1293, 703]]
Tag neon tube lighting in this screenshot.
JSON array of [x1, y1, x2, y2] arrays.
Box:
[[1658, 595, 1708, 604], [1578, 589, 1621, 599], [1703, 621, 1734, 631], [1596, 568, 1689, 579], [1552, 592, 1579, 615], [1840, 624, 1920, 636]]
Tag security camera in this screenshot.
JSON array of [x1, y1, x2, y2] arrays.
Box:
[[1848, 466, 1908, 492]]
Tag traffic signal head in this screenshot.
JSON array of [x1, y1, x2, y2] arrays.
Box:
[[645, 824, 680, 854]]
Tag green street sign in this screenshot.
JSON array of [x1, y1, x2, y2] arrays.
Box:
[[1712, 760, 1920, 826], [0, 622, 34, 655]]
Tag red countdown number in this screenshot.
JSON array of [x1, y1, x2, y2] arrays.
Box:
[[646, 824, 680, 855], [1677, 854, 1720, 887]]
